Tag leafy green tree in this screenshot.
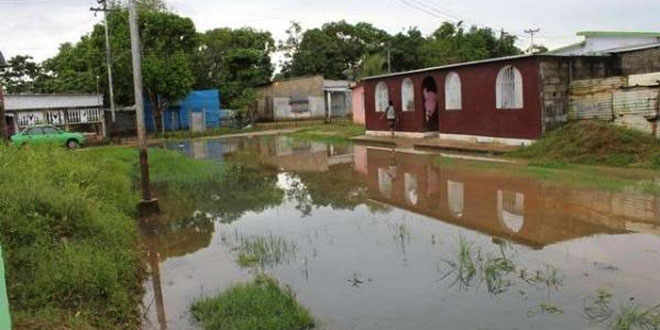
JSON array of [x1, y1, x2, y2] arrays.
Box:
[[357, 53, 386, 79], [279, 20, 389, 79], [39, 8, 197, 133], [192, 27, 275, 109], [0, 55, 44, 94]]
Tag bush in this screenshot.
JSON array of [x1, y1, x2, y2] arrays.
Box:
[[0, 145, 142, 329], [191, 275, 314, 330]]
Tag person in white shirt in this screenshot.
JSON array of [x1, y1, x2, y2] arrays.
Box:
[[380, 100, 397, 137]]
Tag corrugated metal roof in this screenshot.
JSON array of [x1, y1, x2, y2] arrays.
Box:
[[577, 31, 660, 38], [361, 54, 578, 81], [603, 42, 660, 54], [5, 94, 104, 111]]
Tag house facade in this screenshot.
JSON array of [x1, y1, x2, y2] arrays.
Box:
[[363, 54, 615, 144], [254, 75, 353, 121], [4, 94, 105, 137]]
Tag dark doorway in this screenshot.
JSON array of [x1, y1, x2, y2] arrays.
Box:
[[5, 116, 16, 137], [422, 77, 439, 131]]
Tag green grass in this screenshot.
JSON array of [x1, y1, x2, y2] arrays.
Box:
[[509, 121, 660, 169], [288, 122, 365, 144], [0, 145, 142, 329], [191, 274, 315, 330], [584, 288, 660, 330], [152, 126, 259, 140], [233, 234, 297, 268]]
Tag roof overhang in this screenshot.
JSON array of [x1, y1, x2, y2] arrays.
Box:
[[0, 51, 7, 69], [362, 54, 578, 81], [577, 31, 660, 38]]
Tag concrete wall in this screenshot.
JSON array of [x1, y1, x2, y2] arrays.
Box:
[[619, 47, 660, 76], [352, 85, 365, 125], [255, 76, 329, 121]]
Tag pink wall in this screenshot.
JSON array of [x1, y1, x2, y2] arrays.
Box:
[[352, 85, 365, 125]]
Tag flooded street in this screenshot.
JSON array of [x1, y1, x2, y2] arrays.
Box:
[[141, 135, 660, 330]]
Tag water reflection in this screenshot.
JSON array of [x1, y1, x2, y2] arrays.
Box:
[[145, 136, 660, 330]]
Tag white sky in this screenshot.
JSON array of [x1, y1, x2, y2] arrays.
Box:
[[0, 0, 659, 63]]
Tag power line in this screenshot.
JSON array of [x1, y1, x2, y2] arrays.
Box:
[[524, 28, 540, 53]]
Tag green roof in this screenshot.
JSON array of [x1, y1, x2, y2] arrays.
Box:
[[577, 31, 660, 38]]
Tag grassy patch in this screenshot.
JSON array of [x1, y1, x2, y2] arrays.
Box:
[[153, 126, 260, 140], [508, 121, 660, 169], [288, 122, 365, 144], [0, 145, 142, 329], [234, 235, 297, 268], [191, 274, 314, 330]]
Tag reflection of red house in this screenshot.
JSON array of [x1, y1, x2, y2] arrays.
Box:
[[362, 54, 616, 144], [364, 148, 628, 249]]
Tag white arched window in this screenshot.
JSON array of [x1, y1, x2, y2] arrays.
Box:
[[445, 72, 462, 110], [401, 78, 415, 112], [496, 65, 523, 109], [375, 82, 389, 112]]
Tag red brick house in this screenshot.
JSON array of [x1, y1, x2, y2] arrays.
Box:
[[362, 54, 616, 144]]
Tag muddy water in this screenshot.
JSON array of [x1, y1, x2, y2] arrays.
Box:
[[141, 136, 660, 330]]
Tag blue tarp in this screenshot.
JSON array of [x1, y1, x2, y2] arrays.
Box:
[[145, 89, 226, 132]]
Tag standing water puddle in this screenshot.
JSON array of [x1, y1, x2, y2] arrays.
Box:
[[141, 135, 660, 330]]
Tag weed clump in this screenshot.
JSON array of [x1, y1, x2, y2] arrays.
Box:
[[191, 274, 315, 330], [510, 121, 660, 169]]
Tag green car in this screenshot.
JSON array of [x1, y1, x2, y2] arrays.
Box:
[[11, 125, 86, 149]]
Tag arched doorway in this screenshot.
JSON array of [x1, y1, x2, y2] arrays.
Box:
[[422, 77, 439, 131]]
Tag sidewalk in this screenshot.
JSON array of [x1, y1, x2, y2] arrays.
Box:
[[351, 135, 518, 154]]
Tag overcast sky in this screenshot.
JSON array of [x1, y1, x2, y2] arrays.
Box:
[[1, 0, 659, 63]]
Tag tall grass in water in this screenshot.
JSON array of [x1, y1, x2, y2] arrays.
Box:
[[584, 288, 660, 330], [232, 234, 297, 268], [191, 274, 314, 330], [0, 145, 142, 328]]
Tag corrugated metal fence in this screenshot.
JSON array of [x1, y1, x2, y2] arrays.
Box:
[[569, 73, 659, 137]]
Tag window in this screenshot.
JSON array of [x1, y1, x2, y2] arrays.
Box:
[[401, 78, 415, 112], [445, 72, 462, 110], [42, 127, 58, 134], [375, 82, 389, 112], [496, 65, 523, 109], [26, 128, 43, 135]]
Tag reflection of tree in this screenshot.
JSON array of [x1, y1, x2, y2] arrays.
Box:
[[192, 165, 285, 224], [286, 164, 369, 216]]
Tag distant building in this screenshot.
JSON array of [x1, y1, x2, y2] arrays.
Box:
[[351, 82, 365, 125], [549, 31, 660, 55], [144, 89, 225, 132], [254, 75, 353, 121], [4, 94, 105, 137]]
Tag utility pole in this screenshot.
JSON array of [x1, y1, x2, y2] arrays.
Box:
[[91, 0, 117, 124], [524, 28, 540, 54], [129, 0, 159, 215]]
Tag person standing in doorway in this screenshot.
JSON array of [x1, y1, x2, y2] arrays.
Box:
[[381, 100, 397, 138]]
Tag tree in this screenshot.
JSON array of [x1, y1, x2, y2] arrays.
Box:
[[279, 21, 389, 79], [357, 53, 386, 79], [192, 27, 275, 109], [0, 55, 43, 94], [40, 8, 197, 133]]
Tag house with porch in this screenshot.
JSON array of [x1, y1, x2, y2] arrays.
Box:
[[4, 94, 105, 137]]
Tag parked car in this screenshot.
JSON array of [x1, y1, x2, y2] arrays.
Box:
[[11, 125, 86, 149]]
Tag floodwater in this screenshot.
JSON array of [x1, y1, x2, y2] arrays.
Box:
[[141, 135, 660, 330]]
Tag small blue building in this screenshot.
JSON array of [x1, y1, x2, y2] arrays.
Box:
[[145, 89, 228, 132]]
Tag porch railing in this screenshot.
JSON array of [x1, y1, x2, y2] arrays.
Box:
[[15, 108, 105, 128]]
